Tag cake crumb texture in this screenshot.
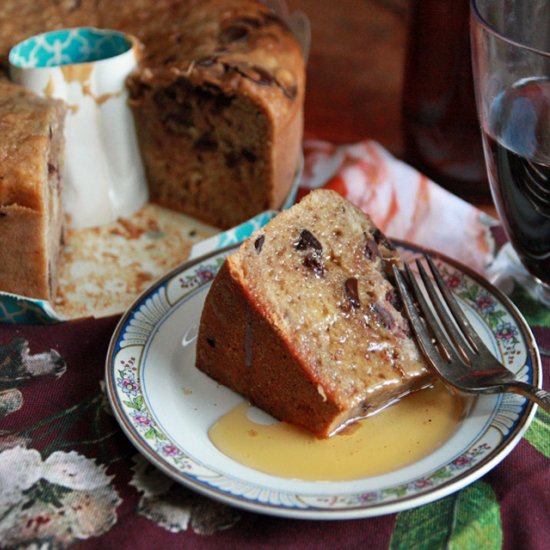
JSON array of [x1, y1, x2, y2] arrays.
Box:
[[0, 80, 66, 300], [55, 204, 217, 319]]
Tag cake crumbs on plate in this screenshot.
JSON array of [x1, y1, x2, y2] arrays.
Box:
[[54, 203, 217, 319]]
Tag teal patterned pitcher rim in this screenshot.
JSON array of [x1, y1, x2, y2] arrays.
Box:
[[9, 27, 132, 69]]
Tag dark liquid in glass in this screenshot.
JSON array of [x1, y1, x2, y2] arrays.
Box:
[[483, 77, 550, 284], [403, 0, 490, 202]]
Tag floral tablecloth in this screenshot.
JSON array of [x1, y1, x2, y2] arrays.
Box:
[[1, 140, 549, 550]]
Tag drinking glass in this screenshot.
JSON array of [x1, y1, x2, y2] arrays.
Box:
[[471, 0, 550, 306]]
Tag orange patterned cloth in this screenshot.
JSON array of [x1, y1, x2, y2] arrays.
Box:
[[299, 139, 496, 274]]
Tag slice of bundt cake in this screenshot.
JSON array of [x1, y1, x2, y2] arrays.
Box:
[[196, 189, 432, 438]]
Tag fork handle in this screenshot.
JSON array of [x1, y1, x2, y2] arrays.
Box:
[[505, 382, 550, 414]]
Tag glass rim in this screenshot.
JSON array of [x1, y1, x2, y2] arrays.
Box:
[[470, 0, 550, 58]]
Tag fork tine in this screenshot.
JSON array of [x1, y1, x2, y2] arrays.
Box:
[[415, 258, 475, 363], [392, 266, 443, 369], [401, 263, 464, 364], [425, 255, 489, 355]]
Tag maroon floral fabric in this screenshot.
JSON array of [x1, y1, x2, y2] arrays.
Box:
[[0, 317, 398, 548], [1, 294, 549, 549]]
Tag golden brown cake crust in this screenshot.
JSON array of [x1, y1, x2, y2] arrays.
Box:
[[0, 81, 61, 209], [0, 205, 49, 299], [127, 0, 304, 120], [196, 190, 432, 438], [0, 80, 66, 300]]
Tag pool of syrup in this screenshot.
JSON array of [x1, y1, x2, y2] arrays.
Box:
[[208, 382, 466, 481]]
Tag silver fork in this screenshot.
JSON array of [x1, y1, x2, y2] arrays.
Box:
[[392, 255, 550, 413]]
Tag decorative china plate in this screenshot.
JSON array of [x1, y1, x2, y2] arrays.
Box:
[[105, 241, 541, 519]]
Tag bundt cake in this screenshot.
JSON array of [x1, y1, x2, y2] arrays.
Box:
[[0, 0, 305, 230], [125, 0, 305, 229], [196, 189, 432, 438], [0, 79, 66, 300]]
